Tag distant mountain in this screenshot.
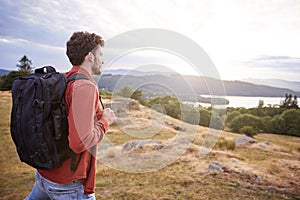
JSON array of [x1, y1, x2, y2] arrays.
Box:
[[0, 69, 10, 76], [98, 74, 300, 99], [102, 69, 176, 76], [243, 78, 300, 92]]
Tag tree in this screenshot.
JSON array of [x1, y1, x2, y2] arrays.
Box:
[[258, 100, 264, 108], [291, 96, 298, 108], [0, 70, 30, 91], [146, 95, 181, 119], [115, 86, 134, 98], [131, 89, 142, 101], [281, 93, 298, 109], [16, 55, 32, 72]]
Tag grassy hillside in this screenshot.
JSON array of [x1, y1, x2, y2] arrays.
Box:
[[1, 91, 300, 199]]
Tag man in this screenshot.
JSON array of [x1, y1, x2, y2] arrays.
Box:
[[26, 31, 115, 199]]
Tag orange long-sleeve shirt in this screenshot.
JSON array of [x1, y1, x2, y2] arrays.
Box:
[[38, 66, 109, 194]]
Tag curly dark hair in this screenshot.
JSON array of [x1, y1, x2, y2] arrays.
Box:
[[66, 31, 104, 66]]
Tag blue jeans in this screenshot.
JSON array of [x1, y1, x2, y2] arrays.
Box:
[[25, 171, 95, 200]]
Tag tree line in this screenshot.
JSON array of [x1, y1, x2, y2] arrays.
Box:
[[0, 55, 32, 91]]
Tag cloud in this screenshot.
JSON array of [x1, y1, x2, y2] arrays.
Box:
[[0, 0, 300, 81], [246, 56, 300, 72], [0, 36, 68, 71]]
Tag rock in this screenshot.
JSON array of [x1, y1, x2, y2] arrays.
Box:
[[231, 158, 240, 163], [199, 147, 211, 157], [122, 140, 161, 153], [111, 98, 140, 117], [153, 144, 165, 150], [255, 175, 263, 183], [165, 121, 185, 131], [98, 143, 114, 151], [128, 99, 140, 110], [233, 136, 256, 145], [165, 121, 173, 126], [258, 143, 267, 148], [265, 141, 273, 145], [266, 187, 276, 193], [207, 161, 224, 173]]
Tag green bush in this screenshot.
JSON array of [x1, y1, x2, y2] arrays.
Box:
[[210, 111, 224, 130], [260, 116, 273, 133], [280, 109, 300, 136], [199, 108, 211, 127], [115, 86, 134, 98], [229, 114, 262, 133], [146, 95, 181, 119], [100, 90, 112, 97], [181, 105, 199, 125], [270, 114, 286, 134], [225, 111, 241, 126], [240, 126, 258, 137]]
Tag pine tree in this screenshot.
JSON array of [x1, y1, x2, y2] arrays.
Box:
[[16, 55, 32, 72]]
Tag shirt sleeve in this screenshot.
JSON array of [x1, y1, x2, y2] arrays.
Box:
[[67, 82, 108, 153]]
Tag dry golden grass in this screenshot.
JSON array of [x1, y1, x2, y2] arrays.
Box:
[[1, 91, 300, 199], [0, 91, 35, 199]]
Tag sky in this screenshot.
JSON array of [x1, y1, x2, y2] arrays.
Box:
[[0, 0, 300, 81]]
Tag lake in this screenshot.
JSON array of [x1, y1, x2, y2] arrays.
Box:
[[224, 96, 283, 108], [185, 96, 284, 108]]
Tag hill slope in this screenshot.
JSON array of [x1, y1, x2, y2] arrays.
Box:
[[243, 78, 300, 92], [1, 92, 300, 199], [98, 74, 300, 98], [0, 68, 10, 76]]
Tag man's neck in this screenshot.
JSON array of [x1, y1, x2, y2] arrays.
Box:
[[79, 63, 92, 76]]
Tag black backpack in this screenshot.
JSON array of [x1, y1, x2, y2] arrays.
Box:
[[10, 66, 89, 170]]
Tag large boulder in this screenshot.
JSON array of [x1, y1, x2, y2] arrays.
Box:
[[111, 98, 140, 117], [233, 135, 256, 145], [122, 140, 162, 153]]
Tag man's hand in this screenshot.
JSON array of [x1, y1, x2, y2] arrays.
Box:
[[102, 108, 115, 125]]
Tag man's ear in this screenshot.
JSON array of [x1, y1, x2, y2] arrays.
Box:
[[86, 52, 94, 62]]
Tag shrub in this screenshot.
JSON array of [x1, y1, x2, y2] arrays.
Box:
[[270, 114, 286, 134], [229, 114, 262, 133], [240, 126, 258, 137], [181, 105, 199, 125], [210, 111, 224, 130], [216, 139, 236, 150], [280, 109, 300, 136], [260, 116, 273, 133], [100, 90, 112, 97], [225, 111, 241, 126], [199, 108, 211, 127], [146, 95, 181, 119]]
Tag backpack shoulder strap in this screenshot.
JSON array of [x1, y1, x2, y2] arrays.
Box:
[[67, 74, 89, 83], [66, 73, 90, 171], [66, 74, 105, 109], [66, 73, 104, 171]]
